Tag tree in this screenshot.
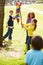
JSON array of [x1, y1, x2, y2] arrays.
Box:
[[0, 0, 5, 46]]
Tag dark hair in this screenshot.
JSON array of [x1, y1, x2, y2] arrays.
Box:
[[42, 39, 43, 48], [31, 36, 43, 50], [33, 19, 37, 30], [28, 12, 35, 18]]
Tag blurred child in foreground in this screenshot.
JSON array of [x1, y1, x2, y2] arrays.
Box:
[[24, 36, 43, 65]]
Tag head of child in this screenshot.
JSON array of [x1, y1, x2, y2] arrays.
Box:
[[31, 19, 37, 30], [31, 36, 43, 50], [28, 12, 35, 19], [31, 19, 37, 25], [9, 10, 13, 15]]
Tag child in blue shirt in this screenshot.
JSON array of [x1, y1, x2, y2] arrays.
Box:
[[24, 36, 43, 65]]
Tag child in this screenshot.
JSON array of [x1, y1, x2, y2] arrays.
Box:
[[24, 36, 43, 65], [26, 12, 35, 44], [14, 1, 22, 24], [21, 19, 37, 50], [26, 12, 35, 24], [3, 10, 14, 40]]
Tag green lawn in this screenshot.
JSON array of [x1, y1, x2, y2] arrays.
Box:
[[0, 4, 43, 65], [27, 4, 43, 11], [0, 56, 25, 65]]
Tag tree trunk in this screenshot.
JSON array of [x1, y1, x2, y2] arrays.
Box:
[[0, 0, 5, 46]]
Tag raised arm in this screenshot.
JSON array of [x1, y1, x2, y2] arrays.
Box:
[[23, 23, 30, 27]]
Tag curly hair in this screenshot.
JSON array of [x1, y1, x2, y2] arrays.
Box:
[[28, 12, 35, 18]]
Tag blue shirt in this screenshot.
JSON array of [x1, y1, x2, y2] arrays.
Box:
[[24, 49, 43, 65]]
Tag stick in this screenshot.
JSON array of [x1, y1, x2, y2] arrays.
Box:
[[19, 5, 22, 25]]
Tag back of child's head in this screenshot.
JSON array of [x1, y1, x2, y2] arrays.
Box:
[[28, 12, 35, 18], [42, 39, 43, 48], [33, 19, 37, 24], [32, 19, 37, 31], [31, 36, 43, 50]]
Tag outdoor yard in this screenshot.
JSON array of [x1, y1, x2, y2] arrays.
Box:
[[0, 4, 43, 65]]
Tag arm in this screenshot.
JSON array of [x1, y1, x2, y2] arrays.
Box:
[[21, 23, 30, 28], [24, 26, 29, 30], [24, 25, 34, 31], [21, 21, 24, 28], [6, 25, 8, 28], [21, 23, 29, 30], [19, 2, 22, 6], [23, 23, 30, 27], [6, 22, 8, 28]]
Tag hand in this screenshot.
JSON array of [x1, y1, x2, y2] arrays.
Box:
[[12, 27, 14, 29], [21, 22, 24, 28], [12, 18, 15, 20], [6, 26, 8, 28], [21, 24, 24, 28]]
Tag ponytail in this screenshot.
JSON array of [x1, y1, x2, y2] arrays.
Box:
[[34, 24, 37, 31], [33, 19, 37, 31]]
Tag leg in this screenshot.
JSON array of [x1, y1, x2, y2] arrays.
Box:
[[3, 28, 10, 40], [16, 18, 19, 24], [25, 31, 28, 44], [8, 28, 13, 40], [16, 14, 20, 24], [27, 44, 30, 50], [27, 36, 32, 50], [15, 14, 20, 24]]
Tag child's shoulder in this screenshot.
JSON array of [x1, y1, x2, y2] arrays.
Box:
[[40, 51, 43, 54], [26, 50, 43, 55], [9, 15, 13, 18], [26, 49, 33, 54]]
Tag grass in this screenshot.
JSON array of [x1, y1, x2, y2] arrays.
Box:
[[27, 4, 43, 11], [0, 4, 43, 65], [0, 56, 25, 65]]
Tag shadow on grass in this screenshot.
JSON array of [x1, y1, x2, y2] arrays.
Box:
[[3, 40, 12, 51]]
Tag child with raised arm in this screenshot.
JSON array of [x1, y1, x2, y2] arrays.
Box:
[[3, 10, 14, 40], [26, 12, 35, 44], [24, 36, 43, 65], [21, 19, 37, 50]]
